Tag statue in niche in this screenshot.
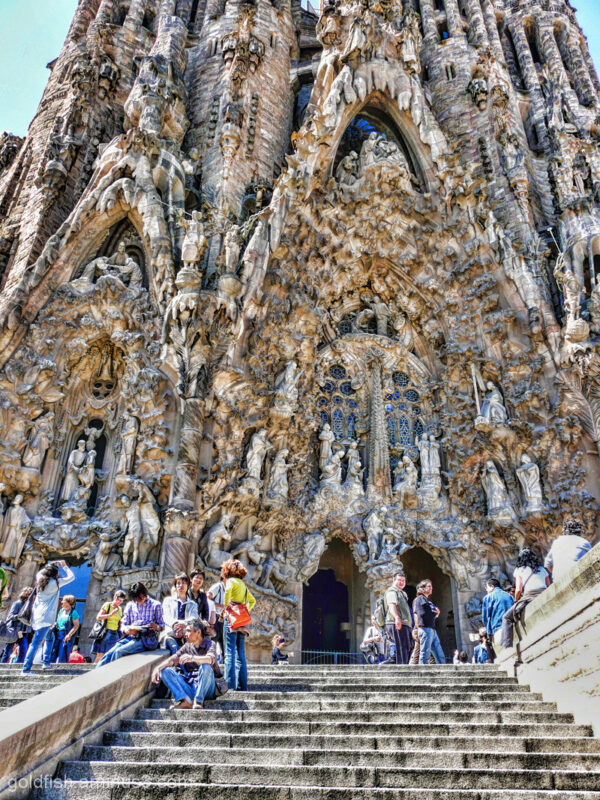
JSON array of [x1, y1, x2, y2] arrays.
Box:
[[79, 449, 97, 497], [479, 381, 509, 426], [245, 429, 272, 481], [266, 449, 290, 506], [357, 292, 391, 336], [573, 156, 592, 197], [181, 211, 208, 272], [223, 225, 241, 272], [319, 423, 335, 471], [116, 414, 139, 476], [22, 411, 54, 472], [359, 133, 380, 173], [346, 441, 361, 474], [202, 513, 233, 569], [92, 529, 125, 576], [417, 434, 441, 485], [0, 494, 30, 567], [516, 454, 543, 515], [393, 456, 418, 507], [481, 461, 517, 522], [274, 361, 301, 415], [232, 534, 265, 582], [297, 530, 327, 584], [60, 439, 88, 503], [398, 6, 421, 74], [320, 449, 344, 488], [121, 493, 144, 568], [499, 131, 524, 177], [75, 242, 143, 289], [344, 456, 364, 499], [364, 506, 385, 562], [336, 151, 359, 188]]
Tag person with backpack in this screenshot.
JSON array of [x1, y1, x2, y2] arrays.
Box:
[[0, 586, 33, 663], [21, 561, 75, 675], [382, 572, 413, 664], [91, 590, 127, 663], [360, 615, 386, 664], [43, 594, 80, 664]]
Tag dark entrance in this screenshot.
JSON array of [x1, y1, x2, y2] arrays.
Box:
[[302, 568, 349, 653]]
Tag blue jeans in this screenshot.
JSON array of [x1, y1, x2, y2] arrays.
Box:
[[418, 627, 446, 664], [224, 618, 247, 691], [96, 637, 145, 667], [43, 629, 73, 664], [160, 665, 215, 705], [22, 626, 52, 673], [1, 635, 28, 663]]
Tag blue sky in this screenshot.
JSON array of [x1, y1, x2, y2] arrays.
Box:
[[0, 0, 599, 137]]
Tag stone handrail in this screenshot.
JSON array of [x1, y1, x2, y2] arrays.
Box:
[[0, 650, 167, 799]]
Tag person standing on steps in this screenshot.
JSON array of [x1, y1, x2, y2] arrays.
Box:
[[43, 594, 80, 664], [481, 578, 513, 638], [222, 558, 255, 692], [91, 590, 127, 663], [21, 561, 75, 675], [207, 577, 226, 660], [0, 586, 33, 664], [384, 572, 413, 664], [500, 548, 550, 649], [544, 518, 592, 583], [413, 579, 446, 665]]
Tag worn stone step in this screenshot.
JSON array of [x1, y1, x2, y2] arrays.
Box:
[[80, 744, 600, 772], [120, 717, 593, 738], [104, 730, 600, 754], [31, 781, 600, 800], [137, 707, 575, 725], [245, 677, 522, 688], [200, 689, 545, 702], [55, 760, 600, 790]]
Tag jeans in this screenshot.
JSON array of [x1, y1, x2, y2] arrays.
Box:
[[22, 626, 52, 673], [224, 618, 247, 691], [160, 664, 216, 705], [43, 629, 73, 664], [96, 636, 145, 667], [164, 635, 184, 656], [418, 627, 446, 664], [1, 635, 28, 663], [386, 624, 413, 664]]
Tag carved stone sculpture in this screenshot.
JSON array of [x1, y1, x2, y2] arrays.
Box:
[[478, 382, 509, 427], [273, 361, 301, 416], [265, 449, 290, 507], [319, 423, 335, 471], [22, 411, 54, 471], [516, 454, 544, 515], [364, 507, 385, 562], [0, 494, 30, 567], [481, 461, 517, 525], [202, 513, 233, 569], [181, 211, 208, 272], [245, 429, 272, 482], [60, 440, 87, 503], [297, 531, 327, 584], [393, 456, 418, 508], [320, 449, 344, 489], [116, 414, 139, 476]]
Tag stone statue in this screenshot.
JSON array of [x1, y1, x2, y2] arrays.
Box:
[[245, 429, 272, 481], [516, 454, 543, 515], [116, 414, 139, 475], [137, 481, 161, 564], [92, 529, 124, 576], [344, 456, 364, 499], [60, 439, 87, 502], [223, 225, 241, 272], [76, 242, 143, 289], [202, 513, 233, 569], [480, 382, 509, 426], [393, 456, 418, 507], [336, 151, 359, 187], [232, 534, 265, 582], [364, 507, 385, 562], [319, 423, 335, 471], [79, 449, 97, 495], [266, 449, 290, 505], [346, 440, 361, 473], [320, 449, 344, 488], [121, 493, 144, 568], [22, 411, 54, 471], [181, 211, 208, 271], [297, 530, 327, 583], [259, 551, 292, 595], [417, 434, 430, 477], [481, 461, 516, 523], [274, 361, 301, 415], [0, 494, 30, 567]]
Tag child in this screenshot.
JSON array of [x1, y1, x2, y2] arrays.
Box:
[[69, 644, 86, 663], [271, 635, 291, 664]]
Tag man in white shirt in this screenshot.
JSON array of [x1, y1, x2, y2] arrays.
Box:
[[545, 518, 592, 583], [361, 615, 385, 663]]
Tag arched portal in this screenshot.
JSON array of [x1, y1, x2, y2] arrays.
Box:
[[301, 538, 369, 660], [401, 547, 458, 656]]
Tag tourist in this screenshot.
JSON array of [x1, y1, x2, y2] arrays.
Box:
[[271, 634, 290, 664], [544, 518, 592, 582], [361, 615, 386, 664], [44, 594, 80, 664], [162, 573, 198, 655], [96, 582, 164, 667], [188, 569, 210, 622], [409, 626, 435, 665], [384, 572, 413, 664], [413, 579, 446, 664], [0, 586, 33, 664], [500, 548, 550, 649], [222, 558, 255, 691], [91, 590, 127, 664], [473, 627, 495, 664], [68, 644, 86, 664], [152, 619, 220, 709], [207, 576, 226, 658], [21, 561, 75, 675], [481, 578, 513, 637]]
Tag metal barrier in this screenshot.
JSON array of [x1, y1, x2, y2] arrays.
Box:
[[301, 650, 365, 665]]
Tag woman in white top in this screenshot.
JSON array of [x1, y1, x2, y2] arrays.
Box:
[[161, 573, 198, 655], [500, 549, 550, 648], [22, 560, 75, 675]]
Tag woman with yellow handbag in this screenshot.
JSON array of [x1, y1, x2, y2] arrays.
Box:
[[221, 559, 255, 691]]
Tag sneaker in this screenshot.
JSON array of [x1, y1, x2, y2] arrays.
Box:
[[41, 664, 53, 670], [20, 671, 32, 676]]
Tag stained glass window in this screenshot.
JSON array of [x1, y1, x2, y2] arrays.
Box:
[[318, 364, 358, 440], [384, 368, 425, 458]]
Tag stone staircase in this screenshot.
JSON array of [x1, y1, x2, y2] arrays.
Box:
[[32, 664, 600, 799], [0, 662, 94, 709]]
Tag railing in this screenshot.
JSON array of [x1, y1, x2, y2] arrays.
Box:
[[301, 650, 365, 665], [299, 0, 320, 16]]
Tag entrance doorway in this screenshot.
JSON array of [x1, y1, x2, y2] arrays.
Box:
[[402, 547, 457, 656], [301, 538, 369, 659]]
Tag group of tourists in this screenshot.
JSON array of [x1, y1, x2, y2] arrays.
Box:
[[363, 517, 593, 665]]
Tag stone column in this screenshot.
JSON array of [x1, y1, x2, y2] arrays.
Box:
[[566, 32, 596, 106], [125, 0, 147, 28], [464, 0, 487, 47], [159, 507, 199, 593], [443, 0, 463, 38], [509, 21, 547, 145], [479, 0, 504, 61], [419, 0, 439, 43], [581, 39, 600, 95], [538, 23, 570, 89], [172, 397, 204, 509], [367, 359, 392, 502]]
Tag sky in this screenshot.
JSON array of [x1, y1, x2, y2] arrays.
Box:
[[0, 0, 599, 137]]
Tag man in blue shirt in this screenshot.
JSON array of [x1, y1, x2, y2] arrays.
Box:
[[481, 578, 513, 636]]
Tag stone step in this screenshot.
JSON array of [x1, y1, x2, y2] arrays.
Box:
[[203, 689, 545, 701], [244, 677, 521, 687], [104, 730, 600, 754], [55, 760, 600, 790], [136, 707, 575, 725], [80, 744, 600, 771], [240, 683, 535, 695], [120, 717, 593, 738]]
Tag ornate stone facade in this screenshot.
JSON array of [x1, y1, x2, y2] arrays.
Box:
[[1, 0, 599, 658]]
